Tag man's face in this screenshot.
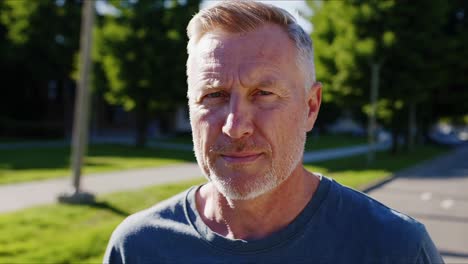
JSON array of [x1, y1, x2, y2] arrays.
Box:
[[187, 24, 320, 200]]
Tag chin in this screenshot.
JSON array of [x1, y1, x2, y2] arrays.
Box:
[[209, 169, 282, 201]]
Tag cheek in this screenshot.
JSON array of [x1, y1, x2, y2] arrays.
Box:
[[190, 109, 225, 147], [257, 105, 306, 151]]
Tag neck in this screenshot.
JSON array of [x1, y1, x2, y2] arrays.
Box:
[[196, 166, 320, 240]]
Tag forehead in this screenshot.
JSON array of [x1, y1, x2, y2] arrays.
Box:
[[202, 24, 293, 58], [189, 24, 297, 77]]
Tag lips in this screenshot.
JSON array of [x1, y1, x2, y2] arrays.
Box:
[[220, 152, 263, 163]]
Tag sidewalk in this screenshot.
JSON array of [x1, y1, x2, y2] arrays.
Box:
[[1, 163, 203, 213], [0, 142, 390, 213]]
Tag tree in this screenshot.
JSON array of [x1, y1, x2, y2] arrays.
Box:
[[95, 0, 200, 147], [431, 1, 468, 123], [0, 0, 81, 137], [310, 0, 450, 153]]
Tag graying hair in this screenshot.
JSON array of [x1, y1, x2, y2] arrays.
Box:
[[186, 0, 315, 90]]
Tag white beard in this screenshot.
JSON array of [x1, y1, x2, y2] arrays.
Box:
[[197, 132, 306, 201]]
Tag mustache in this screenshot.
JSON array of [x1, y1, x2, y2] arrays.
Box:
[[209, 138, 271, 153]]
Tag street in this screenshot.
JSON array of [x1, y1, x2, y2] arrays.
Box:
[[368, 146, 468, 263]]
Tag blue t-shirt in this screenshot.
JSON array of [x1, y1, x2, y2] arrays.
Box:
[[104, 176, 443, 263]]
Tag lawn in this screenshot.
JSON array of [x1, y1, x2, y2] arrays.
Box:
[[0, 178, 206, 264], [0, 144, 196, 185], [0, 145, 448, 263]]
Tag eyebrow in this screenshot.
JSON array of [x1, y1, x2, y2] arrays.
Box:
[[248, 77, 288, 94], [195, 75, 289, 94], [198, 79, 225, 91], [255, 79, 278, 88]]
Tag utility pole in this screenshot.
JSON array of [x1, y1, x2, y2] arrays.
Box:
[[59, 0, 95, 204], [367, 62, 380, 165]]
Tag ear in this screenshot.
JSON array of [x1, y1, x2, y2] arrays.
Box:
[[305, 82, 322, 132]]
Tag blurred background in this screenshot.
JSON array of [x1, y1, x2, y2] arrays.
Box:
[[0, 0, 466, 148], [0, 0, 467, 263]]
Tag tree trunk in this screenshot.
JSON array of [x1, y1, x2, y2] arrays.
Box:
[[135, 98, 149, 148], [391, 125, 399, 155], [367, 62, 381, 164], [408, 102, 416, 151], [390, 105, 399, 155], [419, 115, 430, 145]]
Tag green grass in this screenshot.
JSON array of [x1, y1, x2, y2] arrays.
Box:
[[0, 144, 449, 263], [305, 145, 448, 189], [0, 144, 196, 185], [0, 178, 206, 264]]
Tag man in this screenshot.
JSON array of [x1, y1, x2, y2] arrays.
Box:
[[104, 1, 443, 263]]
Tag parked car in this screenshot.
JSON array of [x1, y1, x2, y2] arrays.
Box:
[[326, 118, 366, 136], [428, 123, 467, 146]]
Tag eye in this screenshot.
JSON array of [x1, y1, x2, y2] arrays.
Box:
[[200, 90, 228, 105], [255, 90, 274, 96], [206, 91, 224, 98]]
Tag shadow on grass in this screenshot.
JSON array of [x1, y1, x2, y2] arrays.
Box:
[[62, 200, 130, 217], [0, 144, 196, 171], [90, 201, 130, 217]]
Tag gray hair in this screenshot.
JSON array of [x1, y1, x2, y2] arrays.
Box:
[[186, 1, 315, 90]]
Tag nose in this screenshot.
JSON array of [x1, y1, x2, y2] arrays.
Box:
[[222, 97, 254, 139]]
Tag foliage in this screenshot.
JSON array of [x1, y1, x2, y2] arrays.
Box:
[[431, 1, 468, 120], [1, 0, 80, 79], [0, 0, 82, 140], [310, 0, 463, 152], [94, 0, 200, 146], [312, 0, 448, 112]]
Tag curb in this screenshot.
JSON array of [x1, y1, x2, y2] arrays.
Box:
[[361, 175, 396, 193]]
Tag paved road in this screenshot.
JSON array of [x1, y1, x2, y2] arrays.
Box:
[[368, 146, 468, 264]]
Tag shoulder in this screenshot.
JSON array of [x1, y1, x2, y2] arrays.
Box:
[[114, 189, 191, 237], [103, 188, 200, 263], [325, 179, 435, 254]]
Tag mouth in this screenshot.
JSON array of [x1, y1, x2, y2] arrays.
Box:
[[220, 152, 263, 163]]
